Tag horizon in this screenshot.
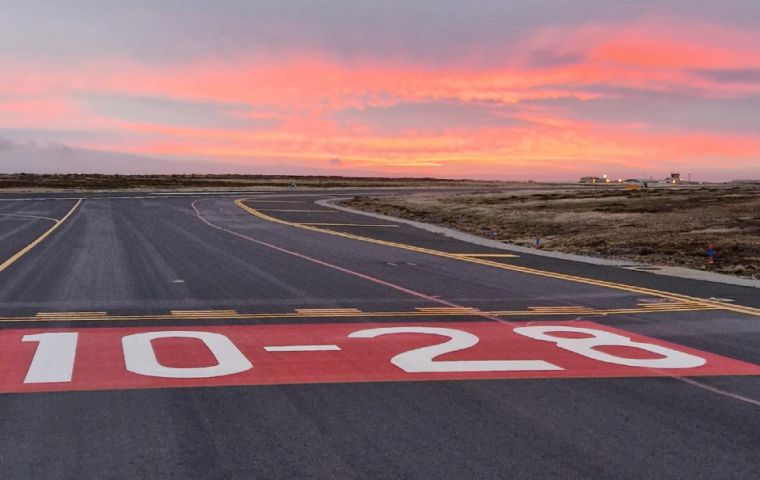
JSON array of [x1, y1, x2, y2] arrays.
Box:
[[2, 1, 760, 181]]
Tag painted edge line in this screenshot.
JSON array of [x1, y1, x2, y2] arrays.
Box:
[[452, 253, 519, 258], [236, 199, 760, 318], [257, 209, 338, 213], [0, 198, 82, 273], [298, 223, 399, 227]]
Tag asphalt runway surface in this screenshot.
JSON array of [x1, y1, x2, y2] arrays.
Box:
[[0, 189, 758, 479]]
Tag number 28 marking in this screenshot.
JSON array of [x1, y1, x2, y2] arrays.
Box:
[[349, 325, 706, 373], [349, 327, 562, 372]]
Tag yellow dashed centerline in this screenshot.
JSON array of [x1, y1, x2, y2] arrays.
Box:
[[0, 303, 718, 324], [416, 307, 481, 313], [170, 310, 238, 318], [295, 308, 363, 314], [35, 311, 107, 318]]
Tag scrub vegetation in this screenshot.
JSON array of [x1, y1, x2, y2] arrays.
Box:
[[346, 185, 760, 279], [0, 174, 500, 190]]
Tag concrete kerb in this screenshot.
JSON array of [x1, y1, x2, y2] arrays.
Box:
[[317, 198, 760, 290]]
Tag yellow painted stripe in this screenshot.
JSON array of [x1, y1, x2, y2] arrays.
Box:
[[528, 307, 597, 311], [170, 310, 237, 315], [0, 199, 82, 273], [237, 199, 760, 318], [528, 308, 596, 311], [295, 308, 362, 313], [639, 302, 690, 310], [245, 200, 306, 204], [298, 223, 399, 227], [531, 308, 596, 314], [452, 253, 519, 258], [416, 307, 480, 312], [0, 305, 718, 324], [258, 209, 338, 213]]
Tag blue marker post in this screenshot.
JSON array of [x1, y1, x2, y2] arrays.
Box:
[[535, 237, 541, 249], [707, 242, 715, 265]]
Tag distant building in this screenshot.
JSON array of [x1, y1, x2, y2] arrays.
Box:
[[579, 176, 601, 184], [669, 172, 682, 184]]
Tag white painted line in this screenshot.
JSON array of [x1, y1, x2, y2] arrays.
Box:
[[264, 345, 342, 352], [708, 297, 735, 303], [675, 376, 760, 407]]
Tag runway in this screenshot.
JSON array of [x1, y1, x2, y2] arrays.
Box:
[[0, 189, 758, 479]]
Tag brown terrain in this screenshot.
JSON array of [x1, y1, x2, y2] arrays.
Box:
[[0, 173, 501, 191], [346, 185, 760, 279]]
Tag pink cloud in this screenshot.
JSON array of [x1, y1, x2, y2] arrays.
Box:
[[1, 17, 759, 180]]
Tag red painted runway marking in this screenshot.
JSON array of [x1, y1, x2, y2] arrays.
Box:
[[0, 321, 758, 394]]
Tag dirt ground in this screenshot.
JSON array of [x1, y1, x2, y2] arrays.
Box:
[[346, 185, 760, 279]]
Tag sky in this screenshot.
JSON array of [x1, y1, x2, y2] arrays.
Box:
[[1, 1, 760, 181]]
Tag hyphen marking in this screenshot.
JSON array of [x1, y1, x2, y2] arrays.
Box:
[[264, 345, 341, 352]]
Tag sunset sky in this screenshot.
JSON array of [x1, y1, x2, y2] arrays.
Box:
[[1, 1, 759, 180]]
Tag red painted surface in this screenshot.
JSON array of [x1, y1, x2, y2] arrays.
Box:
[[0, 321, 757, 394]]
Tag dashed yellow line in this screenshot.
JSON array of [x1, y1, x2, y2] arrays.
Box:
[[0, 304, 717, 324], [0, 199, 82, 273], [528, 307, 594, 313], [236, 199, 760, 318], [171, 310, 238, 317], [295, 308, 363, 314], [35, 311, 106, 318], [416, 307, 481, 313]]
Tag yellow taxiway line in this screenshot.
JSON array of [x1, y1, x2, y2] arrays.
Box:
[[0, 199, 82, 273], [0, 303, 717, 324], [35, 311, 107, 319], [299, 223, 399, 227], [236, 199, 760, 318], [257, 209, 339, 213], [452, 253, 520, 258], [243, 200, 306, 204]]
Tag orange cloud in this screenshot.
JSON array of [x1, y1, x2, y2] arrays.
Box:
[[1, 17, 759, 180]]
